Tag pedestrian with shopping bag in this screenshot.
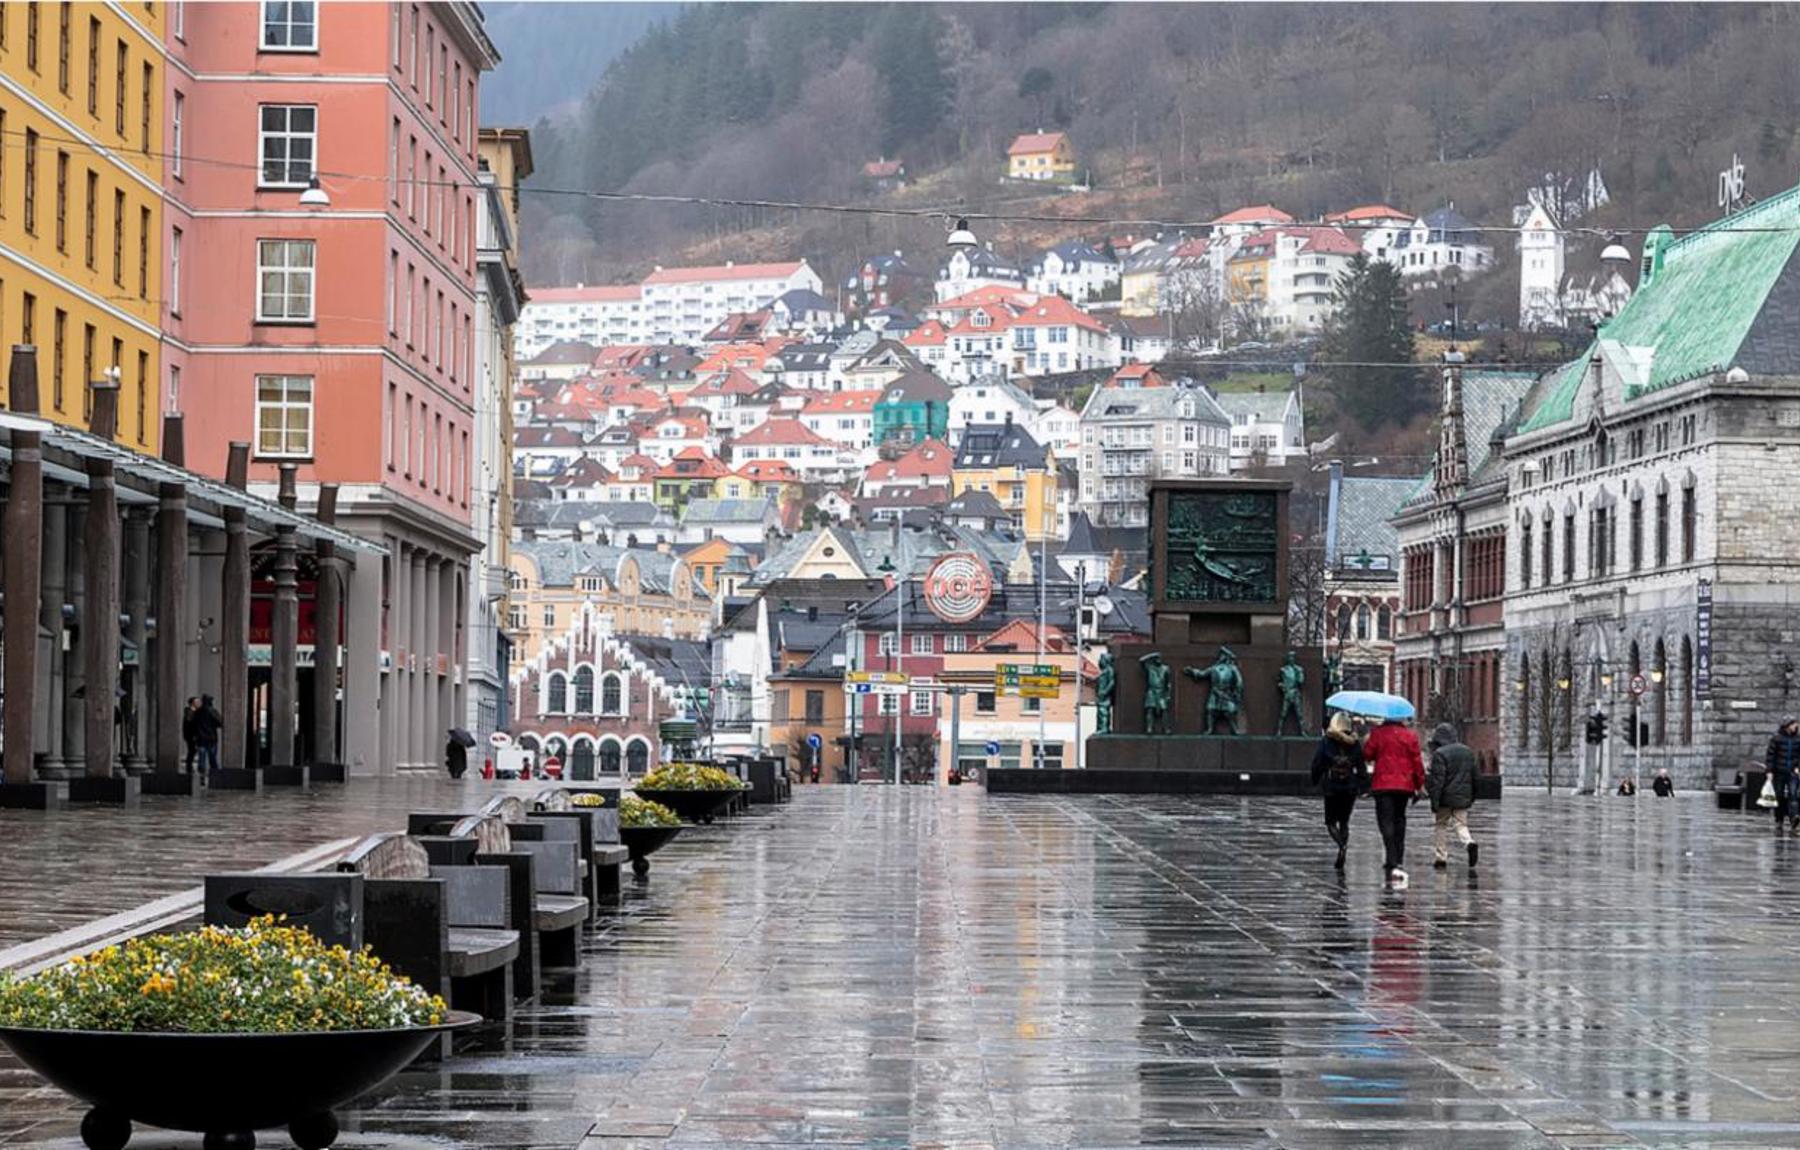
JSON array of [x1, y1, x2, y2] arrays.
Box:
[[1765, 718, 1800, 831]]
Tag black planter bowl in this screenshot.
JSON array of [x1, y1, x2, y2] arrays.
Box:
[[632, 787, 743, 825], [0, 1010, 481, 1150], [618, 824, 684, 876]]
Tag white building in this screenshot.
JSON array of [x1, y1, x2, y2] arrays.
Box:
[[1518, 203, 1634, 331], [1268, 229, 1362, 334], [947, 378, 1038, 445], [516, 284, 643, 360], [801, 391, 879, 454], [1387, 205, 1495, 281], [1077, 367, 1233, 526], [640, 260, 824, 345], [935, 246, 1025, 303], [1027, 241, 1121, 304], [1215, 388, 1307, 471], [1325, 205, 1416, 264]]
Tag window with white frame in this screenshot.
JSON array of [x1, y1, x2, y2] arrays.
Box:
[[909, 689, 933, 715], [878, 632, 897, 656], [253, 375, 313, 458], [256, 239, 314, 322], [944, 633, 968, 653], [260, 1, 317, 50], [171, 91, 184, 178], [878, 692, 898, 716], [910, 633, 932, 655], [258, 104, 316, 187]]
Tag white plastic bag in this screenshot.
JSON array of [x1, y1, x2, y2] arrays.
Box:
[[1758, 776, 1779, 809]]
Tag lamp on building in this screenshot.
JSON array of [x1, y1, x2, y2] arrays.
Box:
[[1600, 234, 1632, 267], [1650, 668, 1664, 684], [1516, 678, 1528, 693], [945, 217, 978, 251], [299, 175, 331, 208], [1600, 671, 1615, 688], [1556, 674, 1572, 691]]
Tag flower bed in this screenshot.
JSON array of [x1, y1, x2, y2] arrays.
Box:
[[619, 794, 680, 828], [638, 763, 745, 791], [569, 792, 606, 809], [0, 917, 446, 1034]]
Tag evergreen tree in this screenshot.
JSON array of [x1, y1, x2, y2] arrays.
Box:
[[1319, 254, 1424, 431], [871, 6, 949, 154]]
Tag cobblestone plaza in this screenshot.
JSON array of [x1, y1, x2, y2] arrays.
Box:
[[4, 784, 1799, 1148]]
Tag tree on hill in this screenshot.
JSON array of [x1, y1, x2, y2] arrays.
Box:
[[1320, 254, 1425, 431], [871, 6, 949, 154]]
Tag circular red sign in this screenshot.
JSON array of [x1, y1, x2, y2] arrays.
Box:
[[922, 552, 994, 624]]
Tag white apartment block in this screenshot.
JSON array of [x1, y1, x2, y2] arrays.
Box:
[[517, 284, 643, 360]]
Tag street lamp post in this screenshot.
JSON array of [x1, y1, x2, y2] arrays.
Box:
[[1074, 562, 1085, 773]]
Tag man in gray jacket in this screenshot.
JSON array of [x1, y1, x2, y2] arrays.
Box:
[[1427, 722, 1478, 871]]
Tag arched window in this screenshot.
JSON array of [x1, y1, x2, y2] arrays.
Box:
[[599, 741, 621, 775], [1355, 604, 1371, 641], [601, 673, 622, 715], [625, 739, 649, 776], [1518, 653, 1532, 750], [1376, 606, 1393, 641], [1680, 635, 1694, 745], [1653, 639, 1668, 747], [545, 672, 567, 714], [573, 666, 595, 714], [1337, 604, 1352, 641], [570, 740, 595, 781]]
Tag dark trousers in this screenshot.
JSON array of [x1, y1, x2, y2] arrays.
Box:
[[1775, 771, 1796, 822], [196, 742, 219, 773], [1374, 792, 1410, 872], [1323, 793, 1357, 843], [183, 739, 195, 771]]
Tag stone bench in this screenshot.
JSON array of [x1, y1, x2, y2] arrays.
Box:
[[532, 788, 629, 909]]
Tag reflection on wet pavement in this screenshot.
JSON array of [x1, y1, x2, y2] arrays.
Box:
[[9, 787, 1800, 1147]]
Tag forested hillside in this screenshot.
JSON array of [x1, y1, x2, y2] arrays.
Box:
[[519, 3, 1800, 292]]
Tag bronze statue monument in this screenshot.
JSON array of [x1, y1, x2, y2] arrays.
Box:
[[1183, 646, 1245, 735], [1140, 652, 1173, 735], [1096, 650, 1116, 735], [1276, 650, 1306, 735]]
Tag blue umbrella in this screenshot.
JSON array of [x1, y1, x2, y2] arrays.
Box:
[[1325, 690, 1416, 721]]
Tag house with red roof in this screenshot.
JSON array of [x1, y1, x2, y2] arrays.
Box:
[[1211, 204, 1295, 239], [687, 368, 768, 436], [860, 438, 953, 497], [640, 260, 823, 345], [862, 157, 907, 191], [653, 448, 733, 512], [637, 412, 719, 464], [801, 390, 880, 453], [603, 454, 660, 503], [1007, 294, 1116, 377], [1007, 131, 1076, 182], [730, 418, 849, 483]]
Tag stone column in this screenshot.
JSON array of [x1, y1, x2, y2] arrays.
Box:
[[122, 510, 151, 774], [38, 488, 67, 772], [79, 381, 122, 788], [219, 443, 251, 774], [410, 551, 427, 769], [1, 348, 47, 802], [389, 544, 410, 770], [311, 485, 341, 772], [152, 415, 189, 780], [268, 465, 299, 771], [343, 542, 383, 775], [424, 555, 442, 763]]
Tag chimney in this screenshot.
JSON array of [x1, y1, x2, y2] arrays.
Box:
[[8, 345, 40, 414]]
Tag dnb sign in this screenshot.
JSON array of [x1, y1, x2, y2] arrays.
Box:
[[922, 552, 994, 623]]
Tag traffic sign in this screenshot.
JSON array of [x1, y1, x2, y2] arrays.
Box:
[[807, 733, 823, 751], [488, 731, 513, 748], [996, 662, 1061, 699], [847, 671, 907, 685], [1628, 673, 1648, 698], [984, 740, 1000, 756]]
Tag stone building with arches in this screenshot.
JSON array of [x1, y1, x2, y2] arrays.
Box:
[[507, 541, 708, 670], [1499, 187, 1800, 790], [506, 602, 710, 780]]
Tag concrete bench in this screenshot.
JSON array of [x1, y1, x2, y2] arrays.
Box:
[[533, 789, 629, 908]]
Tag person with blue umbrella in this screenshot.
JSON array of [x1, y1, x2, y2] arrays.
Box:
[[1327, 691, 1425, 889]]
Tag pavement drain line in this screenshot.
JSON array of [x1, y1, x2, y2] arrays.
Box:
[[0, 836, 360, 976]]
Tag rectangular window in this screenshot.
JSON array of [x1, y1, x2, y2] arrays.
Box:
[[168, 226, 182, 315], [56, 3, 67, 92], [83, 169, 96, 267], [25, 1, 38, 71], [975, 690, 996, 714], [111, 189, 124, 284], [1022, 695, 1042, 714], [51, 308, 65, 410], [1655, 490, 1670, 567], [255, 239, 315, 322], [22, 129, 37, 234], [404, 263, 415, 345], [1562, 513, 1575, 582], [385, 381, 397, 470], [408, 5, 418, 86], [466, 79, 475, 146], [387, 249, 398, 334], [172, 91, 185, 178], [258, 104, 316, 187], [87, 18, 99, 115], [406, 136, 416, 217], [260, 0, 317, 50], [804, 690, 824, 724], [114, 39, 126, 134], [909, 689, 933, 716], [135, 350, 147, 443], [53, 150, 67, 251], [81, 323, 93, 418], [878, 693, 898, 716], [137, 206, 149, 298], [1629, 497, 1643, 571], [391, 4, 402, 69], [877, 632, 897, 656], [1681, 485, 1697, 563], [452, 61, 462, 141], [168, 364, 179, 413], [389, 117, 400, 202], [1036, 742, 1064, 770], [140, 61, 153, 152], [911, 633, 932, 655], [173, 0, 184, 39], [424, 25, 434, 106]]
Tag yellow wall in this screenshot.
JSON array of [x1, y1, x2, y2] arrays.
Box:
[[1228, 255, 1269, 307], [1008, 139, 1075, 180], [951, 456, 1058, 543], [0, 1, 166, 450], [507, 551, 709, 667]]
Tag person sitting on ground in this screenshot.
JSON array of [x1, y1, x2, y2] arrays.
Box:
[[1652, 768, 1675, 797]]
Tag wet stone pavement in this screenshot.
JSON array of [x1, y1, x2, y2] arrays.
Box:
[[6, 786, 1800, 1147]]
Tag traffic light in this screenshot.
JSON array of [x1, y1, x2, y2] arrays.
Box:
[[1585, 712, 1610, 746]]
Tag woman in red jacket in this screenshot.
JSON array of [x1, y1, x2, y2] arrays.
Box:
[[1363, 718, 1427, 889]]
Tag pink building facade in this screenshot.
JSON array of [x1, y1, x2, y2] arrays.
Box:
[[166, 2, 498, 772]]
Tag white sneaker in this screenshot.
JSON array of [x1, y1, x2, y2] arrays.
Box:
[[1388, 868, 1409, 890]]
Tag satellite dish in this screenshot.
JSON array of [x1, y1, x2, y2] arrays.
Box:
[[1093, 595, 1116, 617]]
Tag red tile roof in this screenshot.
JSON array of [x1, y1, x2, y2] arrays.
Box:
[[657, 452, 731, 480], [1007, 293, 1108, 334], [736, 459, 798, 482], [1324, 204, 1413, 223], [1212, 204, 1294, 226], [526, 284, 640, 304], [1302, 228, 1363, 256], [802, 391, 878, 415], [1008, 131, 1069, 156], [643, 261, 808, 286], [863, 159, 904, 178], [904, 319, 948, 346], [1107, 363, 1166, 387], [863, 438, 953, 484], [733, 418, 835, 448]]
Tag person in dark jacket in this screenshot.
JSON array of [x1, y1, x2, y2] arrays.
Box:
[[1767, 718, 1800, 830], [1426, 722, 1479, 871], [445, 731, 468, 780], [192, 694, 223, 775], [1651, 768, 1675, 797], [1365, 717, 1427, 889], [1310, 711, 1367, 870], [181, 696, 200, 773]]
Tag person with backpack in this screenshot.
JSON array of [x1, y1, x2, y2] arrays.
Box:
[[1426, 722, 1479, 872], [1310, 711, 1368, 870], [1365, 716, 1427, 890]]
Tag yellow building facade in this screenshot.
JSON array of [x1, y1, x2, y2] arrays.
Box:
[[951, 450, 1059, 543], [0, 1, 166, 449]]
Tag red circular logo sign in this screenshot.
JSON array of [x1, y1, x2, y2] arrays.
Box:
[[922, 552, 994, 624]]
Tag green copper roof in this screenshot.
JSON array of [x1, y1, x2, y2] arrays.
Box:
[[1516, 184, 1800, 434]]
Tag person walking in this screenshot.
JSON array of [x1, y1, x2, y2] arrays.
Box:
[[1310, 712, 1367, 870], [193, 694, 223, 776], [1364, 716, 1426, 890], [1426, 722, 1479, 871], [1766, 717, 1800, 831], [1651, 768, 1675, 797], [181, 696, 200, 773]]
